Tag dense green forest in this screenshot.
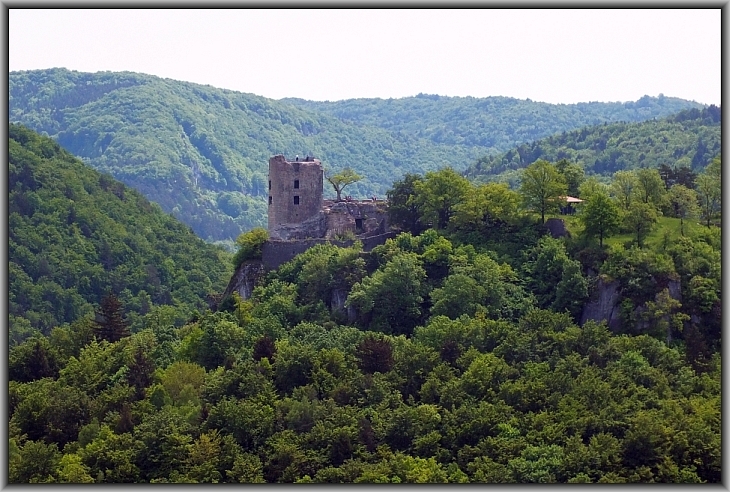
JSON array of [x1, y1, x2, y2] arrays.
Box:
[[9, 124, 233, 344], [465, 105, 721, 187], [9, 68, 703, 242], [284, 92, 702, 152], [9, 144, 721, 483]]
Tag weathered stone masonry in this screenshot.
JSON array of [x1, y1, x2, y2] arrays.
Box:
[[268, 154, 323, 235], [267, 154, 389, 241], [264, 154, 392, 269], [261, 231, 397, 270]]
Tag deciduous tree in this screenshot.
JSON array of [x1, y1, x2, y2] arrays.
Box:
[[232, 227, 268, 267], [386, 173, 425, 235], [325, 168, 362, 202], [450, 182, 522, 233], [695, 156, 721, 227], [610, 170, 638, 211], [555, 159, 585, 196], [346, 252, 428, 335], [520, 160, 567, 224], [580, 192, 621, 247], [667, 184, 699, 236], [624, 201, 658, 247], [635, 168, 667, 209], [412, 168, 471, 230]]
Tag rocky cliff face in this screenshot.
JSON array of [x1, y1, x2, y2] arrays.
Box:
[[220, 260, 266, 302], [331, 287, 358, 324], [545, 218, 569, 238], [581, 274, 683, 335], [580, 276, 622, 331]]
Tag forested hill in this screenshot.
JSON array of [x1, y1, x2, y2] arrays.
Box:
[[464, 105, 721, 185], [283, 93, 703, 152], [8, 163, 721, 483], [9, 124, 233, 344], [10, 68, 703, 242], [9, 69, 479, 242]]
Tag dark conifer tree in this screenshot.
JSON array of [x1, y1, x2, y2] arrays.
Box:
[[115, 403, 134, 434], [94, 292, 130, 342], [356, 336, 394, 374], [252, 335, 276, 363], [127, 346, 155, 399]]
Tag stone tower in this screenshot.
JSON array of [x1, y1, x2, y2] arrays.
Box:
[[268, 154, 323, 234]]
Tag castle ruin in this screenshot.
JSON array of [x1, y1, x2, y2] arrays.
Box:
[[267, 154, 390, 242], [218, 155, 396, 306], [267, 154, 323, 234]]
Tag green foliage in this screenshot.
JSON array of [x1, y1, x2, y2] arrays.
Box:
[[9, 440, 61, 483], [288, 93, 702, 157], [386, 173, 425, 235], [232, 227, 268, 267], [187, 312, 247, 370], [412, 167, 471, 230], [273, 242, 366, 312], [347, 252, 428, 335], [9, 124, 232, 343], [7, 114, 722, 484], [634, 167, 667, 209], [431, 253, 533, 321], [94, 293, 130, 343], [11, 69, 702, 241], [555, 158, 585, 196], [325, 167, 362, 201], [695, 156, 721, 227], [580, 191, 621, 247], [624, 201, 659, 247], [9, 336, 62, 382], [611, 170, 639, 211], [449, 182, 522, 233], [467, 104, 720, 182], [666, 184, 699, 236], [520, 160, 567, 223], [521, 237, 588, 320]]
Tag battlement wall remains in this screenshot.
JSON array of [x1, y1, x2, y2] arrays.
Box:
[[261, 231, 397, 270]]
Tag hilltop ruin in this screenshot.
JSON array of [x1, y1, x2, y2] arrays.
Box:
[[262, 154, 395, 268]]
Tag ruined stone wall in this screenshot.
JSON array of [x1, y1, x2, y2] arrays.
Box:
[[268, 155, 323, 237], [269, 196, 389, 242], [261, 231, 396, 270], [324, 201, 389, 239]]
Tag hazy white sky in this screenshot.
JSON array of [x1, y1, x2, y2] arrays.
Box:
[[9, 9, 721, 105]]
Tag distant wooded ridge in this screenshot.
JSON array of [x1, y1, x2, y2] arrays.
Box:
[[465, 105, 721, 188], [9, 68, 705, 242]]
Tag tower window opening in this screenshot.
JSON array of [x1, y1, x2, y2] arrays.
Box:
[[294, 179, 299, 189], [269, 196, 272, 205], [294, 196, 300, 205], [269, 180, 271, 190]]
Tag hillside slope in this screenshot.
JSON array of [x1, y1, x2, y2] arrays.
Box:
[[10, 69, 704, 241], [10, 69, 479, 241], [9, 124, 233, 343], [283, 93, 703, 153], [464, 105, 721, 186]]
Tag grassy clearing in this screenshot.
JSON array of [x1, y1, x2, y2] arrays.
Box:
[[603, 216, 708, 250], [543, 212, 713, 250], [534, 209, 707, 251]]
